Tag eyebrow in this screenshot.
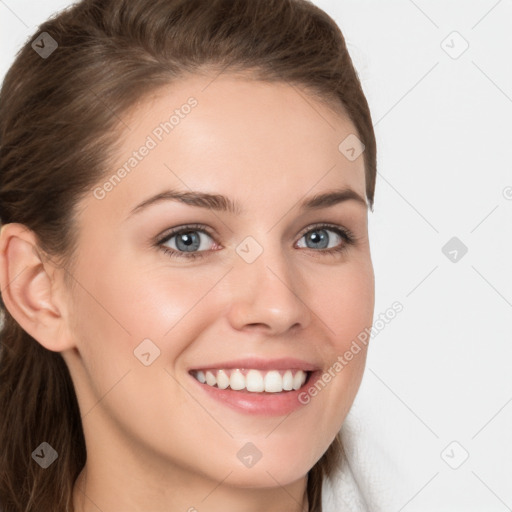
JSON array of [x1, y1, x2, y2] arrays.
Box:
[[127, 187, 368, 218]]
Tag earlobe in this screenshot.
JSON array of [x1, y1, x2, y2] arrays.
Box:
[[0, 223, 71, 352]]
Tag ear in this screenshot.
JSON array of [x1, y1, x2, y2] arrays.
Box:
[[0, 223, 73, 352]]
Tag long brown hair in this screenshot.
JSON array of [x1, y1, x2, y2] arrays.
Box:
[[0, 0, 376, 510]]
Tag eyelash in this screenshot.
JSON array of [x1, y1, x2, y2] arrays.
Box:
[[156, 222, 356, 261]]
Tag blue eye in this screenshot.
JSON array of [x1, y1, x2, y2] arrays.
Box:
[[158, 223, 215, 260], [156, 223, 355, 260], [296, 226, 350, 251]]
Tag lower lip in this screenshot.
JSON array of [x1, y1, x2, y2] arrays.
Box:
[[189, 370, 322, 416]]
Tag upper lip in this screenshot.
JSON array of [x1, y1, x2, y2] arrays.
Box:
[[188, 357, 321, 373]]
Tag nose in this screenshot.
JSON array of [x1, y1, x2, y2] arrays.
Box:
[[225, 241, 312, 336]]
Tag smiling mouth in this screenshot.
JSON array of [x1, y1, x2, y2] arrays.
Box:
[[190, 368, 310, 393]]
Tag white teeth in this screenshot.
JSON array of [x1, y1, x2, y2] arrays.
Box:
[[230, 369, 246, 390], [292, 371, 303, 390], [205, 371, 216, 387], [192, 368, 309, 393], [282, 370, 293, 391], [264, 370, 283, 393], [217, 369, 230, 389], [246, 369, 264, 392]]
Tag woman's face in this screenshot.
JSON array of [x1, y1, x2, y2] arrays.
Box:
[[62, 73, 374, 498]]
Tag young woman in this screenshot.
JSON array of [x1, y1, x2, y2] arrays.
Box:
[[0, 0, 377, 510]]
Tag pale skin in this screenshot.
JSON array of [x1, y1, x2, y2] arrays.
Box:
[[0, 73, 375, 512]]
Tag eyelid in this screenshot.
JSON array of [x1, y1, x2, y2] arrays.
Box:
[[296, 222, 354, 240], [155, 223, 217, 245]]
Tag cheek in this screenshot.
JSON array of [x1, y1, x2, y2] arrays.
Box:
[[311, 257, 375, 348], [72, 256, 216, 350], [298, 258, 374, 419]]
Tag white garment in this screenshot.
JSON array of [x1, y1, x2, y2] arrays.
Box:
[[321, 416, 370, 512], [321, 399, 399, 512]]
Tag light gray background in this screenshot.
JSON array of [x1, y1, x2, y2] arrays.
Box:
[[1, 1, 511, 510]]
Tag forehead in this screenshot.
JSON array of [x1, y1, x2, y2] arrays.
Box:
[[86, 73, 367, 220]]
